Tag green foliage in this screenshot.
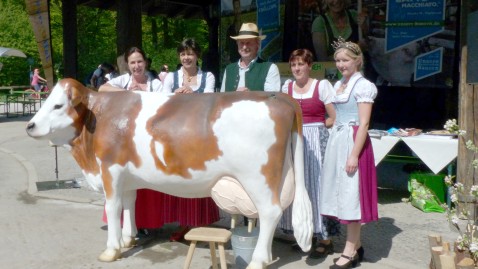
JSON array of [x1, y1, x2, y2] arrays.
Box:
[[142, 16, 210, 73], [0, 0, 209, 86], [0, 0, 37, 85]]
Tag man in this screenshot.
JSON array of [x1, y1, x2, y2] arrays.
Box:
[[220, 22, 281, 92]]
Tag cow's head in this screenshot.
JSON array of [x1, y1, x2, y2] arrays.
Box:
[[26, 78, 89, 146]]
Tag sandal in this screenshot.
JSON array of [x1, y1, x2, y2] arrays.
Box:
[[308, 241, 334, 259]]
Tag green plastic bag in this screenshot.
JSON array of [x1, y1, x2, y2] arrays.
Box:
[[408, 178, 445, 213]]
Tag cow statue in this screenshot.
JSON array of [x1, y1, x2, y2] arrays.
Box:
[[26, 78, 313, 269]]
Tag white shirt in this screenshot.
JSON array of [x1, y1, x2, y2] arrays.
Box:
[[107, 73, 162, 92], [281, 79, 335, 104]]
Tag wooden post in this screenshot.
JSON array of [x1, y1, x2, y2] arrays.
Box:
[[429, 234, 443, 269], [457, 0, 478, 189], [432, 246, 444, 269], [62, 0, 78, 79], [440, 242, 456, 269], [116, 0, 142, 56]]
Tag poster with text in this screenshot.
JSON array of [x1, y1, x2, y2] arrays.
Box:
[[297, 0, 458, 88]]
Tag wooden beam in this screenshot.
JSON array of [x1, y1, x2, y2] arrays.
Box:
[[457, 0, 478, 187], [116, 0, 142, 56], [62, 0, 78, 79]]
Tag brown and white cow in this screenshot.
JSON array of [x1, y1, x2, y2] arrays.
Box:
[[26, 78, 313, 269]]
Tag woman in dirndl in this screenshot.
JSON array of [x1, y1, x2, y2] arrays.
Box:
[[279, 48, 339, 259], [320, 37, 378, 269]]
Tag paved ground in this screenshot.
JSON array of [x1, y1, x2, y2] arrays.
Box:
[[0, 115, 457, 268]]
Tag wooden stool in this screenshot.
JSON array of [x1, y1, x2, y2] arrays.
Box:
[[183, 227, 232, 269]]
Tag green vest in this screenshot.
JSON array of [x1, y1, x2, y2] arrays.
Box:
[[224, 58, 273, 92]]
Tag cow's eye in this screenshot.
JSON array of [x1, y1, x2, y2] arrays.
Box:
[[54, 104, 63, 110]]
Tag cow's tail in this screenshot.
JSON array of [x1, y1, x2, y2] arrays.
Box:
[[290, 104, 313, 252]]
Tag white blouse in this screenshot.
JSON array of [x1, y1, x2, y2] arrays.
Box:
[[333, 72, 377, 103], [280, 79, 335, 104], [107, 73, 162, 92]]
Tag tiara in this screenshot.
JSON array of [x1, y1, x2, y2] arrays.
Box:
[[331, 37, 361, 55]]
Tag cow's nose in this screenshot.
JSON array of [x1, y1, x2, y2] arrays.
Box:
[[26, 122, 35, 132]]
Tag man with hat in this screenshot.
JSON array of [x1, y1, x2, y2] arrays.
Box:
[[220, 22, 281, 92]]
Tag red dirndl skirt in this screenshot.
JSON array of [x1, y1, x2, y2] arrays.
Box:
[[102, 189, 219, 229]]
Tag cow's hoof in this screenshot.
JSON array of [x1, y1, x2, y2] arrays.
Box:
[[122, 236, 136, 248], [98, 248, 121, 262]]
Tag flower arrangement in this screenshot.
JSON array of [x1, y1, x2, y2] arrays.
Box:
[[442, 119, 478, 264]]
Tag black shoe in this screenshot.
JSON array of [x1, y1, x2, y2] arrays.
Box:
[[308, 241, 334, 259], [357, 246, 364, 262], [329, 253, 359, 269], [333, 247, 364, 263]]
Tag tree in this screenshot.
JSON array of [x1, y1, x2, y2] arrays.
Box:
[[0, 1, 210, 85]]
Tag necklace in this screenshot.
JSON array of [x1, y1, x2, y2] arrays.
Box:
[[184, 69, 198, 83], [294, 80, 310, 104]]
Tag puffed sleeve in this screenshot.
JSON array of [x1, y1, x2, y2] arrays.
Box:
[[318, 79, 334, 104], [353, 79, 377, 103], [203, 72, 216, 93], [150, 78, 163, 92], [161, 72, 174, 93], [281, 79, 292, 94]]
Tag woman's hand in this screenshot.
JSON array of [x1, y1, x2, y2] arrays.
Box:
[[345, 155, 359, 174], [128, 82, 147, 91], [175, 86, 193, 93], [236, 87, 249, 92]]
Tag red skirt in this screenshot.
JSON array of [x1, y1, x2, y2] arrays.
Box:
[[354, 126, 378, 223], [102, 189, 220, 229]]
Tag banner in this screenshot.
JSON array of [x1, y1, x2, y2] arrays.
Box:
[[295, 0, 458, 88], [25, 0, 54, 90]]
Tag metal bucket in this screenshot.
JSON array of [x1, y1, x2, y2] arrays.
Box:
[[231, 226, 259, 269]]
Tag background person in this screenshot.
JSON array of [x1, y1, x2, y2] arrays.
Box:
[[30, 68, 47, 92], [311, 0, 362, 61], [162, 38, 215, 93], [279, 48, 338, 259], [158, 64, 169, 82], [99, 47, 162, 92], [220, 22, 280, 92], [320, 38, 378, 268], [90, 63, 113, 90]]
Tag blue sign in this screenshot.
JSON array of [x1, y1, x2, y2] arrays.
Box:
[[386, 0, 445, 52], [257, 0, 281, 61], [414, 48, 443, 81]]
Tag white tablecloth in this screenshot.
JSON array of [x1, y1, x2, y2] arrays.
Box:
[[370, 134, 458, 174]]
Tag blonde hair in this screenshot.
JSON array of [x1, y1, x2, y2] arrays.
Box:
[[334, 46, 363, 71]]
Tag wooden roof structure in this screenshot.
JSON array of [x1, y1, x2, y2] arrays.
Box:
[[76, 0, 216, 19]]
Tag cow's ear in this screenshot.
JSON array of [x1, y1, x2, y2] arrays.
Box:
[[65, 83, 83, 107]]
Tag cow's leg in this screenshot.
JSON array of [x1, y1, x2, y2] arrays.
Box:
[[248, 204, 282, 269], [237, 179, 282, 269], [99, 192, 123, 262], [121, 190, 137, 248]]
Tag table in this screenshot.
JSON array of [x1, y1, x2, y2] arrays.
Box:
[[370, 134, 458, 174], [0, 86, 31, 116], [3, 90, 48, 117]]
